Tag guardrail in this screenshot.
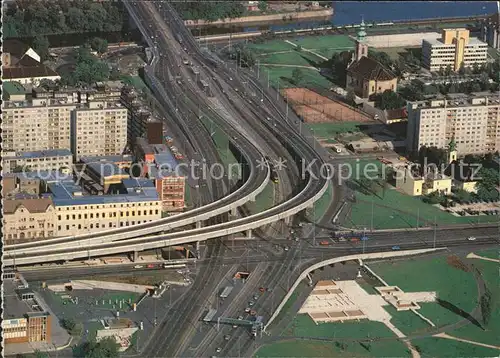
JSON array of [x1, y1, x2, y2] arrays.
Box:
[[6, 1, 271, 252], [4, 2, 330, 266], [5, 171, 327, 265]]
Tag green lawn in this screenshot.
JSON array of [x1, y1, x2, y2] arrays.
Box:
[[199, 116, 241, 179], [384, 305, 433, 336], [306, 181, 333, 223], [475, 249, 499, 260], [344, 159, 500, 229], [260, 315, 410, 357], [261, 51, 321, 67], [260, 66, 333, 90], [411, 336, 500, 358], [255, 338, 409, 358], [120, 75, 149, 93], [270, 291, 300, 330], [282, 315, 397, 339], [249, 40, 296, 55], [289, 34, 354, 52], [369, 256, 478, 328], [449, 256, 500, 347], [246, 182, 275, 214]]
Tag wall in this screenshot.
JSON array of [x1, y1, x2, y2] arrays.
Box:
[[4, 204, 57, 243], [55, 200, 162, 236]]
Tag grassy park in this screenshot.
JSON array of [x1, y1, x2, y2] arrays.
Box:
[[369, 256, 478, 328], [343, 159, 500, 229], [257, 315, 409, 357], [248, 34, 355, 90]]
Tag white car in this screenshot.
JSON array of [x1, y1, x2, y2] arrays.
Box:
[[467, 236, 477, 241], [134, 265, 143, 269]]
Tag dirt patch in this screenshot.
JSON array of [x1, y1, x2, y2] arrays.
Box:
[[283, 87, 372, 123]]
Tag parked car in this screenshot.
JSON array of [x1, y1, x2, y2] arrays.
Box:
[[467, 236, 477, 241]]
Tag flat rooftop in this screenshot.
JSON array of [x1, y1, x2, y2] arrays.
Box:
[[3, 279, 42, 320], [3, 149, 72, 160], [410, 94, 500, 109], [424, 36, 487, 47], [47, 179, 159, 206], [80, 155, 133, 164]]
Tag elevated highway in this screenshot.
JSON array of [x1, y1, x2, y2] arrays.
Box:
[[4, 1, 331, 266]]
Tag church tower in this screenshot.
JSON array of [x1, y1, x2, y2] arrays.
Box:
[[354, 18, 368, 61], [448, 137, 457, 164]]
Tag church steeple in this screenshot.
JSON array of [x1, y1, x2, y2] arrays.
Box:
[[354, 17, 368, 62], [448, 136, 457, 164], [357, 16, 367, 42]]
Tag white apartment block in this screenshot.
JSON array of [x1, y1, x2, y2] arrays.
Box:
[[2, 96, 75, 153], [407, 94, 500, 155], [71, 101, 128, 160], [422, 28, 488, 72], [1, 149, 73, 174]]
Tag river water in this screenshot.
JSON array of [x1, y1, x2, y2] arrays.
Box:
[[194, 1, 497, 36]]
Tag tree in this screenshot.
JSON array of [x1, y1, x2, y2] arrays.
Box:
[[444, 64, 453, 76], [346, 89, 356, 105], [34, 350, 49, 358], [90, 37, 108, 55], [258, 1, 268, 12], [32, 36, 50, 62], [61, 318, 76, 332], [374, 90, 405, 110], [291, 68, 304, 85], [62, 46, 110, 86], [73, 337, 120, 358], [368, 50, 393, 69], [230, 44, 255, 67]]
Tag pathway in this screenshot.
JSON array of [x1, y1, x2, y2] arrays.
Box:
[[466, 252, 499, 263], [433, 332, 500, 350], [284, 40, 329, 61]]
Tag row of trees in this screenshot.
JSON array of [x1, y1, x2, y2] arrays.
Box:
[[4, 1, 124, 38], [172, 1, 245, 22], [60, 46, 110, 87]]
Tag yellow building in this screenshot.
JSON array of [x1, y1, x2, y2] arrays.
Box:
[[422, 28, 488, 72], [345, 20, 398, 99], [395, 166, 452, 196], [456, 180, 478, 193], [3, 198, 57, 244]]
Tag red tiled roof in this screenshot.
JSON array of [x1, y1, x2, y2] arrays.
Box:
[[3, 65, 59, 80], [347, 56, 396, 81]]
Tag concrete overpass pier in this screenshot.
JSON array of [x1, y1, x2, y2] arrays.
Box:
[[247, 229, 252, 239], [196, 221, 203, 229], [132, 250, 139, 262]]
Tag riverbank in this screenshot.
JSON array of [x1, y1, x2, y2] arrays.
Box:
[[185, 8, 333, 27], [196, 14, 484, 43]]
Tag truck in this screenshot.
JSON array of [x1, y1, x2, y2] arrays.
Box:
[[319, 240, 329, 246]]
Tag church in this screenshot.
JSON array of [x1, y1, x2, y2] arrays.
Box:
[[345, 20, 398, 99]]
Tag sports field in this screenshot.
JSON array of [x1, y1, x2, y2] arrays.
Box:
[[248, 34, 355, 90], [283, 88, 372, 123]]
